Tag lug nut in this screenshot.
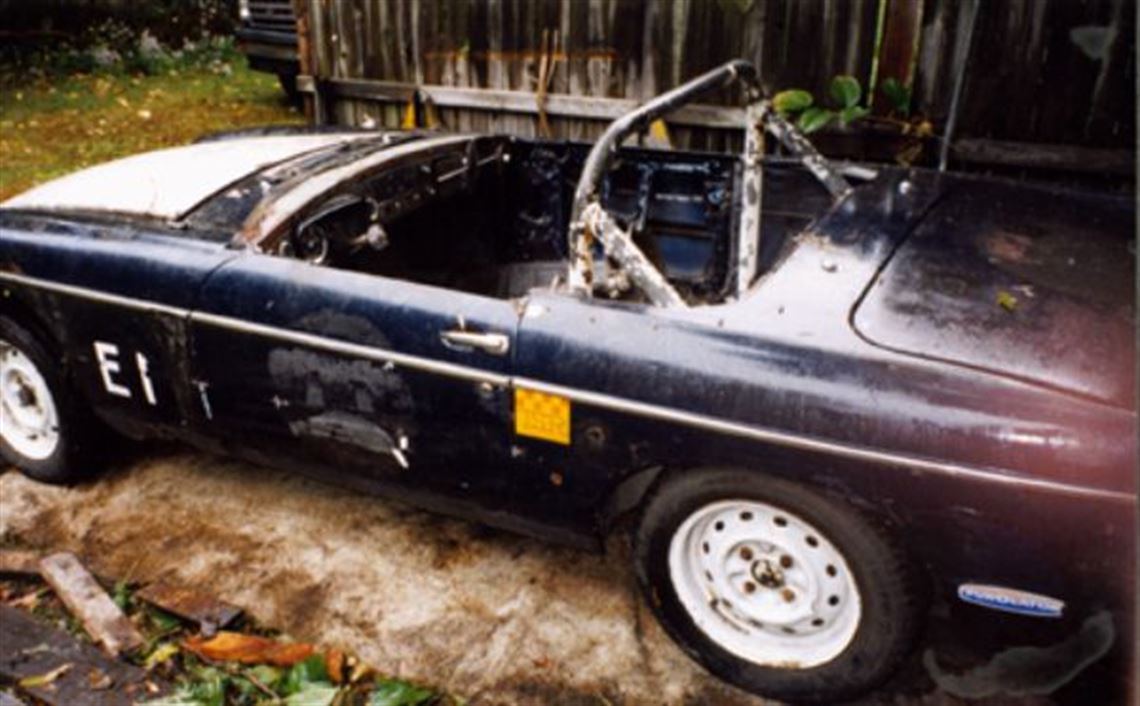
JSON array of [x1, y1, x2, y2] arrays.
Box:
[[740, 547, 754, 561], [781, 588, 796, 603], [744, 581, 756, 594], [779, 555, 793, 569]]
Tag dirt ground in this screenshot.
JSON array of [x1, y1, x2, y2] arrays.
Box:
[[3, 450, 1126, 706], [1, 452, 767, 706]]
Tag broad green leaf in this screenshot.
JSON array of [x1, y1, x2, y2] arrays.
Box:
[[281, 655, 332, 695], [138, 688, 205, 706], [772, 89, 813, 115], [148, 607, 184, 632], [839, 105, 870, 126], [285, 683, 340, 706], [370, 678, 436, 706], [113, 580, 132, 611], [880, 77, 911, 117], [188, 677, 226, 706], [829, 75, 861, 108], [797, 107, 835, 134], [247, 663, 284, 689]]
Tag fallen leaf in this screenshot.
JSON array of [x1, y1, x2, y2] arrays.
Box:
[[183, 631, 315, 666], [996, 290, 1019, 312], [18, 662, 72, 688], [285, 683, 340, 706], [88, 666, 114, 690], [325, 648, 345, 684], [144, 641, 181, 670]]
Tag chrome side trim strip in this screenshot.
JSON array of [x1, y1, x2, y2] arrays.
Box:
[[2, 271, 1134, 503], [0, 271, 191, 318], [510, 380, 1136, 503], [189, 310, 511, 387]]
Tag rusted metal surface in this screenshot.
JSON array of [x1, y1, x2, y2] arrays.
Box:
[[759, 105, 852, 200], [735, 101, 764, 297], [579, 202, 685, 307], [567, 59, 757, 299], [0, 604, 161, 706], [37, 553, 145, 657], [136, 581, 243, 634]]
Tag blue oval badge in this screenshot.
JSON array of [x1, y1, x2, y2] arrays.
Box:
[[957, 583, 1065, 618]]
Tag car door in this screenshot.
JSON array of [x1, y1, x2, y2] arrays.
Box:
[[187, 252, 519, 505]]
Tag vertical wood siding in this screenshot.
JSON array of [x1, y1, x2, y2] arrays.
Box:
[[304, 0, 1134, 152]]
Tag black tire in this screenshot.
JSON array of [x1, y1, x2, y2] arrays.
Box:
[[634, 468, 923, 704], [0, 316, 102, 483]]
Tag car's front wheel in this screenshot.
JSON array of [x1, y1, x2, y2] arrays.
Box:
[[1, 316, 99, 483], [634, 468, 922, 703]]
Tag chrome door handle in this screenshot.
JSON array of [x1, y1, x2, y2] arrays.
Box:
[[440, 329, 510, 356]]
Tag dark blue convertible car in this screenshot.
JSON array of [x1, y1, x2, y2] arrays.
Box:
[[0, 62, 1134, 702]]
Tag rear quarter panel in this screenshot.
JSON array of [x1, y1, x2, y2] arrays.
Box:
[[0, 214, 236, 439]]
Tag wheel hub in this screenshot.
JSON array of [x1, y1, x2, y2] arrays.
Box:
[[0, 340, 61, 461], [752, 558, 784, 588], [668, 499, 862, 668]]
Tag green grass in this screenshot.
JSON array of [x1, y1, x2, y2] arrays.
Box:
[[0, 61, 302, 201]]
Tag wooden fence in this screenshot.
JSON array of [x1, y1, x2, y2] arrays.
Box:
[[296, 0, 1135, 175]]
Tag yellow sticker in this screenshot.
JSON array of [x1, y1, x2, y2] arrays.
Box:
[[514, 387, 571, 445]]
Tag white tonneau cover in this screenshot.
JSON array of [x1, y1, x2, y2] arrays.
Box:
[[2, 133, 373, 221]]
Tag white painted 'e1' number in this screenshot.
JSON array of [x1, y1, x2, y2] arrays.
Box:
[[93, 341, 157, 406]]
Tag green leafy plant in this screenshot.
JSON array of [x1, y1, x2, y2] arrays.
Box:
[[370, 678, 436, 706], [878, 77, 912, 118], [772, 75, 870, 133]]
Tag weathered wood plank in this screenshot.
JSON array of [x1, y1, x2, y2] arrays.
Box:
[[303, 0, 1133, 160], [0, 605, 162, 706], [136, 582, 243, 634], [38, 553, 144, 657], [0, 549, 40, 577], [952, 138, 1135, 175], [872, 0, 924, 115], [296, 75, 747, 128]]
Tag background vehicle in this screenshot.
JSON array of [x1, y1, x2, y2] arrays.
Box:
[[236, 0, 299, 102], [0, 62, 1134, 703]]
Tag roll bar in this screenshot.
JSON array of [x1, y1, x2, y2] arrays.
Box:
[[566, 59, 852, 306]]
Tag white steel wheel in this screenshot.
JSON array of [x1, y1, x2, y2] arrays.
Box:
[[0, 339, 61, 461], [667, 499, 861, 668], [635, 469, 922, 703]]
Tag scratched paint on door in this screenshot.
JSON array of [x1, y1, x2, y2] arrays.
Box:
[[514, 388, 571, 445]]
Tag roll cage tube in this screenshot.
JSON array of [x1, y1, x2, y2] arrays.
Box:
[[567, 59, 852, 306]]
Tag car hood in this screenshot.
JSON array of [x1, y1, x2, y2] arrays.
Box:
[[853, 177, 1136, 409]]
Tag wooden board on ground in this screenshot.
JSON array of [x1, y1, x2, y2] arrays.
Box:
[[137, 581, 242, 633], [0, 550, 40, 577], [0, 604, 163, 706], [38, 553, 144, 656]]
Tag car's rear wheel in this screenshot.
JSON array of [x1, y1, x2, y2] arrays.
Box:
[[0, 316, 98, 483], [634, 468, 922, 703]]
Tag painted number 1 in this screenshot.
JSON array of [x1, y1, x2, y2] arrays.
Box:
[[93, 341, 157, 406]]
